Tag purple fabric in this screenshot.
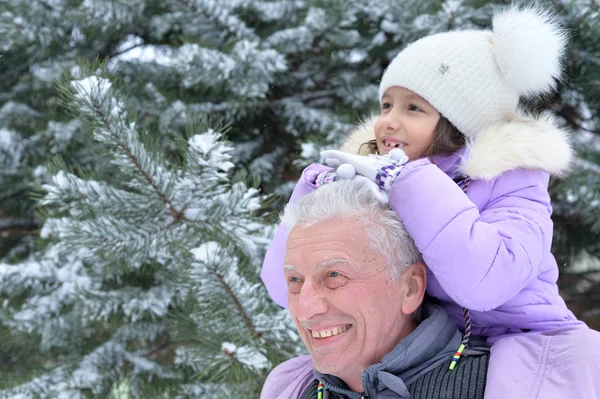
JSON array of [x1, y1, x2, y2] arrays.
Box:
[[484, 325, 600, 398], [260, 154, 583, 342], [260, 355, 314, 399], [260, 163, 330, 307], [315, 169, 339, 187], [388, 155, 583, 341], [375, 163, 405, 191]]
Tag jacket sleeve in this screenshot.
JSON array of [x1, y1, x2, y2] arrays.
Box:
[[260, 355, 315, 399], [389, 159, 554, 311], [260, 163, 331, 308]]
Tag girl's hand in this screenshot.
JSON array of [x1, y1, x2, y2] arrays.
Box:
[[320, 149, 409, 191], [314, 167, 389, 203]]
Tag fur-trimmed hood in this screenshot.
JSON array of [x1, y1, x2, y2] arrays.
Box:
[[339, 111, 574, 180]]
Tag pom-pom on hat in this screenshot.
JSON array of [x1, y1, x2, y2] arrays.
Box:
[[378, 6, 567, 139]]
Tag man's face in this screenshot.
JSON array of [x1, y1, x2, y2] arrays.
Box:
[[284, 219, 416, 381]]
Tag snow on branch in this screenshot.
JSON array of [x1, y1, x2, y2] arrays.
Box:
[[169, 41, 286, 98]]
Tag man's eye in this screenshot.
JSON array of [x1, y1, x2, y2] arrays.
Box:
[[287, 276, 303, 294], [324, 271, 346, 289]]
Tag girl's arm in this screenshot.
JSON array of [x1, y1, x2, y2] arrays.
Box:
[[260, 163, 330, 308], [389, 159, 554, 311]]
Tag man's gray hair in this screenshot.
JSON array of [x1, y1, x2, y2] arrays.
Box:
[[281, 179, 423, 280]]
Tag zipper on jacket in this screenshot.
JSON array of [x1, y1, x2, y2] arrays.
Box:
[[360, 375, 369, 399], [320, 379, 366, 399]]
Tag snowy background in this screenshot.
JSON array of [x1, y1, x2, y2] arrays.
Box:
[[0, 0, 599, 398]]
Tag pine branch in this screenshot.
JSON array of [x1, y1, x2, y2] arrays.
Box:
[[37, 0, 54, 11], [0, 219, 41, 238], [558, 104, 588, 131], [575, 158, 600, 175], [300, 90, 334, 102], [111, 42, 146, 59], [561, 270, 600, 285], [175, 0, 199, 13], [174, 0, 254, 40], [215, 272, 261, 341], [0, 227, 40, 238], [174, 0, 225, 24], [142, 337, 196, 365], [91, 105, 191, 224]]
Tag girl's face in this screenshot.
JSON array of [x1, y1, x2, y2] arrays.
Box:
[[374, 86, 440, 160]]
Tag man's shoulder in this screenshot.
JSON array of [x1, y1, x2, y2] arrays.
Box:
[[260, 355, 315, 399]]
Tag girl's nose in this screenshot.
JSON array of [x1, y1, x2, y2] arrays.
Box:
[[382, 113, 402, 132]]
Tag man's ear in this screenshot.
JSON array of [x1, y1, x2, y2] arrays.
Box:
[[401, 262, 427, 315]]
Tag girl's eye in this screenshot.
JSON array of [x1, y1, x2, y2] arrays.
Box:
[[408, 104, 423, 112], [381, 102, 392, 110]]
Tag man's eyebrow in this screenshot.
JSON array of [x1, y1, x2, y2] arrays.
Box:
[[316, 258, 348, 268], [283, 258, 348, 272]]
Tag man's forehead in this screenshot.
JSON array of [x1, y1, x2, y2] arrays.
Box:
[[284, 220, 369, 270], [286, 219, 366, 245]]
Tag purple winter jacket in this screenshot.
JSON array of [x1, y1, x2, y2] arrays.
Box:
[[261, 112, 583, 342]]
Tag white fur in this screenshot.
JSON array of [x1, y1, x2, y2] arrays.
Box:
[[493, 6, 567, 97], [339, 112, 574, 180], [460, 112, 574, 180], [339, 113, 379, 155]]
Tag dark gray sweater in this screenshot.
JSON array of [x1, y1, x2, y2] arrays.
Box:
[[300, 355, 488, 399]]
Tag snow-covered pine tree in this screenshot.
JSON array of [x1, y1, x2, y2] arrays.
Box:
[[0, 68, 300, 398], [1, 0, 599, 396], [3, 0, 598, 268]]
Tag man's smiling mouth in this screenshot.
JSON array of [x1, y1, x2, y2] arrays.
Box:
[[310, 324, 352, 339]]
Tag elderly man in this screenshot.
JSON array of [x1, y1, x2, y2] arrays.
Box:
[[261, 179, 488, 399]]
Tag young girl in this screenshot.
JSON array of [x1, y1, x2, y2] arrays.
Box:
[[261, 6, 600, 399]]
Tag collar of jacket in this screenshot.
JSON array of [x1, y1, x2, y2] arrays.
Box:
[[338, 111, 574, 181], [314, 304, 462, 399]]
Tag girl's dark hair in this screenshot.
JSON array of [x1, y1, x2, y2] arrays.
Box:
[[359, 115, 465, 157], [359, 138, 379, 154], [423, 115, 465, 157]]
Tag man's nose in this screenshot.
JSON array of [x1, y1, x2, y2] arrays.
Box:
[[296, 279, 328, 322]]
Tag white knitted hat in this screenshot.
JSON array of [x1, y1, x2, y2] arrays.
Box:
[[379, 6, 567, 139]]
